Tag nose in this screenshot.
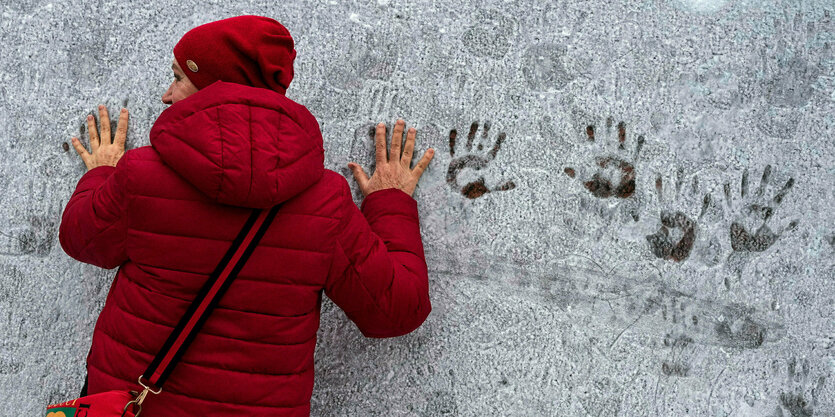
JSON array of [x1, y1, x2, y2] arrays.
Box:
[[162, 83, 173, 105]]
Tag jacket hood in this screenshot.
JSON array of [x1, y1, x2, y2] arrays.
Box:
[[150, 80, 324, 208]]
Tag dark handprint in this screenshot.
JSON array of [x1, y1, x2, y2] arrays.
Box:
[[645, 172, 712, 262], [647, 211, 697, 262], [724, 165, 798, 252], [564, 118, 645, 199], [447, 121, 516, 199]]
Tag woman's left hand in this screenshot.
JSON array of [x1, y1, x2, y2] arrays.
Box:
[[71, 105, 129, 171]]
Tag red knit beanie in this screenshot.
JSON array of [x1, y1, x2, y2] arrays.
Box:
[[173, 15, 296, 94]]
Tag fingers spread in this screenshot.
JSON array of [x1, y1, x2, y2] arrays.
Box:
[[86, 114, 100, 152], [71, 137, 91, 166], [401, 127, 416, 169], [411, 148, 434, 178], [114, 108, 129, 147], [390, 119, 405, 163], [98, 105, 111, 144], [348, 162, 370, 195], [374, 122, 387, 166]]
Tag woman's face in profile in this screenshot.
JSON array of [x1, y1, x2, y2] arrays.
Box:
[[162, 59, 199, 105]]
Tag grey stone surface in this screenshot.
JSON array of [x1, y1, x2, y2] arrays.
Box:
[[1, 0, 834, 415]]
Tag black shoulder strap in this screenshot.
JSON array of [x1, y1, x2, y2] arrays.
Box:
[[140, 204, 281, 389]]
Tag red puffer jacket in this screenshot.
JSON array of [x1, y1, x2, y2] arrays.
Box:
[[58, 80, 431, 416]]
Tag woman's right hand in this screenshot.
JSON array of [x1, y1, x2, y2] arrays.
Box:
[[347, 120, 435, 198]]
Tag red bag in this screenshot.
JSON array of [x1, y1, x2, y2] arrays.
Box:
[[46, 206, 280, 416], [45, 390, 139, 416]]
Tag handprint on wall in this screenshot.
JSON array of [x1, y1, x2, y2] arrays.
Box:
[[345, 121, 443, 201], [0, 163, 63, 258], [520, 43, 574, 92], [718, 165, 800, 285], [645, 170, 712, 262], [771, 356, 827, 417], [723, 165, 798, 253], [564, 118, 645, 200], [750, 11, 832, 138], [446, 121, 516, 199]]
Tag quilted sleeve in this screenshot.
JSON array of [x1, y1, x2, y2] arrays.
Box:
[[58, 153, 131, 269], [324, 181, 431, 338]]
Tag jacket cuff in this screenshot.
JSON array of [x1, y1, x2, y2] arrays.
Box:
[[360, 188, 417, 217], [83, 165, 116, 179]]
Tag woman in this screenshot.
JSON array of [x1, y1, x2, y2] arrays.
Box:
[[61, 15, 435, 416]]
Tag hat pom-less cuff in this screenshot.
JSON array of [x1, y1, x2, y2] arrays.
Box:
[[171, 15, 296, 95], [173, 43, 208, 90]]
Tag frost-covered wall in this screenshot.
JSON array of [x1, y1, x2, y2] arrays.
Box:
[[1, 0, 834, 415]]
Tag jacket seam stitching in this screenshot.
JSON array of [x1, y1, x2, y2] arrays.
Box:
[[116, 272, 320, 321], [134, 262, 325, 288], [127, 228, 331, 254], [323, 180, 350, 295], [247, 105, 254, 203], [124, 153, 133, 263], [283, 141, 319, 167], [96, 326, 316, 371], [112, 300, 318, 346], [365, 212, 420, 224], [159, 387, 311, 409], [336, 237, 402, 333], [274, 111, 280, 197], [86, 361, 310, 409], [77, 218, 124, 262], [333, 180, 403, 334], [159, 129, 221, 169], [129, 195, 341, 220], [216, 106, 224, 200], [156, 100, 297, 126]]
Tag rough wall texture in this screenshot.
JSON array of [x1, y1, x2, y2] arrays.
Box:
[[1, 0, 833, 415]]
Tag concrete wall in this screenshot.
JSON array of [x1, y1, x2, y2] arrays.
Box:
[[1, 0, 833, 415]]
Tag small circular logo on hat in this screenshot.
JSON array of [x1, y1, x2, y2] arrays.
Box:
[[186, 60, 199, 72]]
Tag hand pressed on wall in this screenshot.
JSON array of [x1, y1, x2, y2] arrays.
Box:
[[70, 105, 129, 171], [347, 119, 435, 198]]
